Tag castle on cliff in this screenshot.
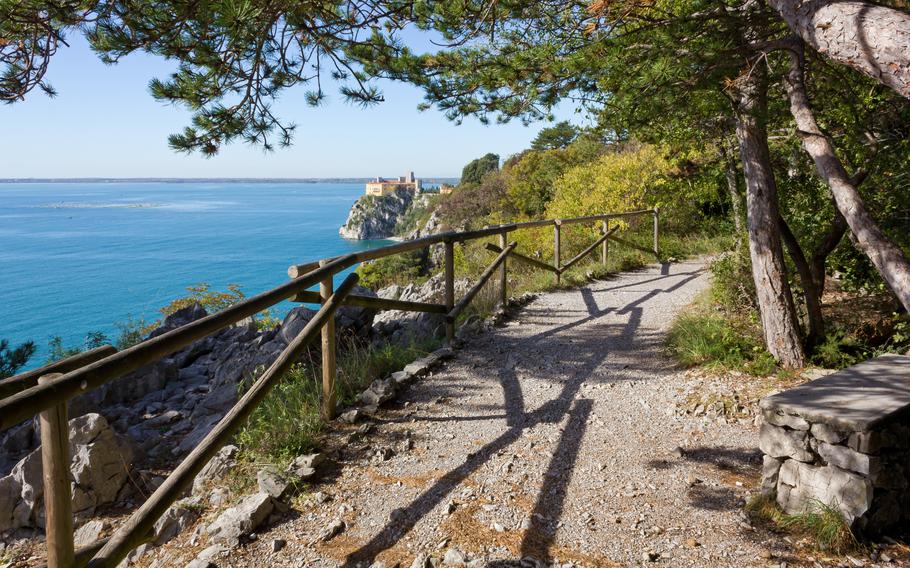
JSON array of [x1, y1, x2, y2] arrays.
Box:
[[365, 171, 422, 196]]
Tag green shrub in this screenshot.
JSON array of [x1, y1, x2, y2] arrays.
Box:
[[46, 331, 109, 363], [667, 307, 776, 376], [114, 317, 150, 349], [356, 251, 427, 290], [710, 252, 756, 313], [811, 329, 870, 369]]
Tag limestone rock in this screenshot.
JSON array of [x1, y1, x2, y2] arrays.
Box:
[[777, 460, 873, 523], [153, 498, 200, 545], [0, 413, 132, 533], [340, 188, 416, 240], [338, 409, 361, 424], [186, 544, 228, 568], [762, 410, 810, 431], [404, 354, 440, 377], [257, 469, 291, 499], [316, 518, 345, 542], [279, 307, 317, 345], [287, 453, 325, 481], [360, 377, 396, 406], [373, 274, 472, 345], [193, 445, 238, 494], [206, 493, 274, 546], [390, 371, 413, 387], [816, 442, 880, 476], [759, 423, 814, 462], [443, 547, 467, 566], [74, 519, 108, 548], [761, 456, 783, 495], [810, 423, 848, 444]]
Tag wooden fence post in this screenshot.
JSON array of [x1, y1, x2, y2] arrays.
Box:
[[653, 208, 660, 257], [554, 221, 562, 285], [319, 261, 337, 420], [498, 233, 508, 307], [444, 240, 455, 344], [601, 218, 609, 266], [39, 373, 74, 568]]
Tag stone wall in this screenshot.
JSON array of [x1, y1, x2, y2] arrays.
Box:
[[758, 354, 910, 535]]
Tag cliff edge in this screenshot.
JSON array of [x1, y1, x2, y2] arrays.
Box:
[[339, 188, 415, 240]]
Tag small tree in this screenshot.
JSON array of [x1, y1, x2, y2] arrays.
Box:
[[0, 339, 36, 378], [530, 121, 579, 151], [460, 153, 500, 185]]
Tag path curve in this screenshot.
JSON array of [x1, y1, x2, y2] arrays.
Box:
[[235, 259, 770, 567]]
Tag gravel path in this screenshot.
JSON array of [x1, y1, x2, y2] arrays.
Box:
[[220, 259, 774, 567]]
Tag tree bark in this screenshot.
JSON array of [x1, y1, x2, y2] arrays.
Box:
[[784, 40, 910, 313], [809, 207, 847, 292], [721, 140, 746, 251], [778, 214, 826, 346], [734, 63, 808, 368], [769, 0, 910, 98]]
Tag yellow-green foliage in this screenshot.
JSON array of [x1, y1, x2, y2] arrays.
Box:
[[504, 136, 607, 217], [161, 282, 245, 317], [547, 144, 674, 219]]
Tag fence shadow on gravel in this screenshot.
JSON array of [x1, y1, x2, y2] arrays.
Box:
[[340, 263, 703, 567]]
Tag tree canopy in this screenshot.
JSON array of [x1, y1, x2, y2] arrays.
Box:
[[460, 152, 500, 185], [530, 121, 579, 151], [4, 0, 910, 368], [0, 339, 35, 379]]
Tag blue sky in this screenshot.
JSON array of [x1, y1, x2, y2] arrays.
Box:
[[0, 34, 583, 179]]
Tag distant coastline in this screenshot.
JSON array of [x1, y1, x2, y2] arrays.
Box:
[[0, 177, 459, 184]]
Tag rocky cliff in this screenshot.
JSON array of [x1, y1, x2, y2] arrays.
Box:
[[339, 188, 415, 240]]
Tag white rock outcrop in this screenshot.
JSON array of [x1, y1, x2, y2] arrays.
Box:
[[0, 413, 132, 533]]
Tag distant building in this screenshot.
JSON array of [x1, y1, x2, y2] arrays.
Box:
[[365, 171, 422, 196], [439, 183, 455, 196]]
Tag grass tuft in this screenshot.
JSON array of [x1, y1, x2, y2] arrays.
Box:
[[667, 301, 777, 376], [236, 338, 440, 463], [746, 495, 859, 554]]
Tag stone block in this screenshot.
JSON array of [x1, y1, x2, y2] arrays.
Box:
[[206, 493, 274, 547], [777, 460, 872, 523], [848, 431, 883, 454], [759, 423, 814, 462], [817, 442, 880, 476], [810, 423, 847, 444], [759, 354, 910, 432], [761, 456, 783, 495], [763, 410, 810, 431]]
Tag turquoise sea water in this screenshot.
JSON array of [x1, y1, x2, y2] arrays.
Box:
[[0, 181, 396, 367]]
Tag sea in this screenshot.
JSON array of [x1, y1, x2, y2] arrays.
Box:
[[0, 180, 438, 368]]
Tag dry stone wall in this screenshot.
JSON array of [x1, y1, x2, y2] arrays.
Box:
[[759, 354, 910, 534]]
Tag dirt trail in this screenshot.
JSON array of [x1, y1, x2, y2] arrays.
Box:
[[203, 260, 775, 566]]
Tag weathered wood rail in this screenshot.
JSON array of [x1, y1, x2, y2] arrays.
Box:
[[0, 208, 658, 568]]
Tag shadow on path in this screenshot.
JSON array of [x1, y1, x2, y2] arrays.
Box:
[[339, 264, 702, 566]]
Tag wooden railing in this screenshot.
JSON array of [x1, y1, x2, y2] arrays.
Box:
[[0, 208, 658, 568]]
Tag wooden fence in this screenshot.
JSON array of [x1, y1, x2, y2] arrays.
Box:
[[0, 208, 658, 568]]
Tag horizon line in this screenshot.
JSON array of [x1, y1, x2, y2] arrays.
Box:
[[0, 176, 460, 183]]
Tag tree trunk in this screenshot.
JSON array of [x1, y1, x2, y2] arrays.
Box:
[[778, 214, 825, 346], [809, 207, 847, 292], [769, 0, 910, 98], [721, 140, 745, 251], [734, 64, 808, 368], [784, 40, 910, 313]]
